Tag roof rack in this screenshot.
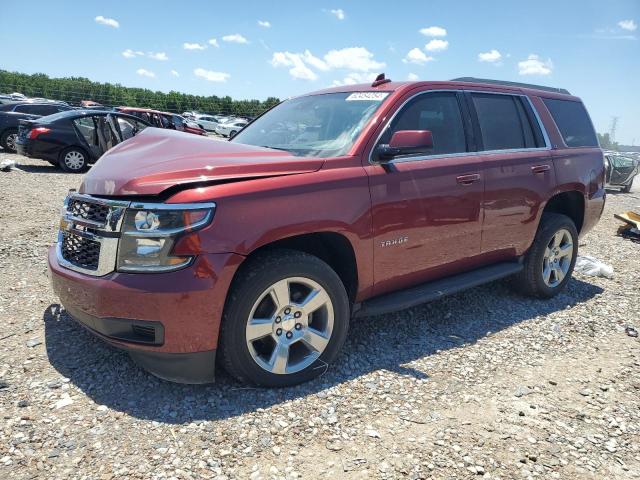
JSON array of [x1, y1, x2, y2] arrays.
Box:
[[451, 77, 570, 95]]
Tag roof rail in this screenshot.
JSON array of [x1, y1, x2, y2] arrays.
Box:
[[451, 77, 570, 95]]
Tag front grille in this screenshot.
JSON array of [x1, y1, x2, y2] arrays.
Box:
[[67, 198, 111, 224], [61, 232, 101, 270]]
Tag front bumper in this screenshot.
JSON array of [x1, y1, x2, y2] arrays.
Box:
[[48, 246, 244, 383]]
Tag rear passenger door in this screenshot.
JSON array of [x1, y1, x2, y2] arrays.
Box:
[[465, 92, 554, 258], [367, 90, 485, 296]]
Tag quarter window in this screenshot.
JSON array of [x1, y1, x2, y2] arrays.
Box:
[[542, 98, 598, 148], [379, 92, 467, 158]]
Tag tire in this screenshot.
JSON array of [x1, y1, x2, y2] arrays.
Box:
[[229, 130, 237, 138], [58, 147, 89, 173], [621, 179, 633, 193], [219, 249, 350, 387], [0, 129, 18, 152], [514, 213, 578, 298]]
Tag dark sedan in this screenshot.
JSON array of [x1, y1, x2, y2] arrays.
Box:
[[0, 101, 72, 152], [15, 110, 150, 172]]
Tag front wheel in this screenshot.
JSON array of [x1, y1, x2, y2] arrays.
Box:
[[514, 213, 578, 298], [59, 147, 89, 173], [219, 250, 350, 387]]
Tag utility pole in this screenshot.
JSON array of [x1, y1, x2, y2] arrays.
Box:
[[609, 116, 619, 144]]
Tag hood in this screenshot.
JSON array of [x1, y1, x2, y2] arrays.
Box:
[[80, 128, 323, 196]]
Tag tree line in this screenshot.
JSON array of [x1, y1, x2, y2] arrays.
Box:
[[0, 70, 280, 117]]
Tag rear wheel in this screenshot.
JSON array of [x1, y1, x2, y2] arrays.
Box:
[[59, 147, 89, 173], [514, 213, 578, 298], [0, 129, 18, 152], [219, 250, 350, 387]]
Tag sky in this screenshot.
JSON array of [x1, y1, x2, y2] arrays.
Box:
[[1, 0, 639, 144]]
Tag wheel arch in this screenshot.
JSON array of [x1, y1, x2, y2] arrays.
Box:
[[542, 190, 585, 233], [237, 232, 359, 305]]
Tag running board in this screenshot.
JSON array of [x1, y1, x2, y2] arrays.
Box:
[[354, 261, 523, 318]]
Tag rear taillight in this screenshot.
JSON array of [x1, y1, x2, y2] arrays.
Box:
[[28, 127, 51, 139]]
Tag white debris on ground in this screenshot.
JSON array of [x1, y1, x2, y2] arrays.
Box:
[[0, 152, 639, 479], [574, 255, 615, 278]]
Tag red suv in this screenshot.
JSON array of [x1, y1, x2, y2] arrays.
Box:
[[49, 77, 605, 387]]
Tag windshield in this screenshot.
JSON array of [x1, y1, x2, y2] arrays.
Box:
[[232, 92, 389, 157]]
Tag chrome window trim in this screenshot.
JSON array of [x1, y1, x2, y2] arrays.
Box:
[[368, 88, 552, 166], [128, 201, 216, 210]]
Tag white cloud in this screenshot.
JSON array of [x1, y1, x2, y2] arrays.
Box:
[[148, 52, 168, 61], [272, 46, 385, 80], [332, 72, 377, 86], [208, 38, 219, 48], [95, 15, 119, 28], [419, 26, 446, 37], [618, 19, 637, 31], [407, 73, 419, 81], [330, 9, 345, 20], [122, 49, 140, 59], [302, 50, 329, 71], [222, 34, 248, 44], [425, 39, 448, 52], [518, 54, 553, 76], [478, 49, 502, 63], [403, 48, 433, 65], [258, 20, 271, 28], [194, 68, 230, 82], [271, 52, 318, 80], [171, 70, 180, 77], [183, 42, 206, 50], [136, 69, 155, 78], [324, 47, 385, 72]]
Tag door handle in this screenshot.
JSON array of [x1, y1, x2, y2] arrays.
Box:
[[456, 173, 480, 185], [531, 164, 551, 174]]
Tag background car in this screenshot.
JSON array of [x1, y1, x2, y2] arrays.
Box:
[[15, 110, 149, 172], [192, 114, 221, 131], [604, 152, 639, 192], [0, 101, 72, 151], [116, 107, 206, 136], [214, 119, 248, 137]]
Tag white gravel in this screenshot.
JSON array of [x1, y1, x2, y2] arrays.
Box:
[[1, 151, 639, 479]]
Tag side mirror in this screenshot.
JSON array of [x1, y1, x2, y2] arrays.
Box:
[[377, 130, 434, 160]]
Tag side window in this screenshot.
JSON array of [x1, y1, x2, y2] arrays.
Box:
[[471, 93, 533, 151], [379, 92, 467, 157], [172, 115, 184, 130], [34, 105, 60, 116], [14, 104, 36, 113], [542, 98, 598, 148], [74, 116, 98, 146]]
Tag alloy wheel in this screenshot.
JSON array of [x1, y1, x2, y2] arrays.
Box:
[[542, 228, 573, 287], [64, 151, 85, 170], [6, 133, 17, 151], [245, 277, 334, 375]]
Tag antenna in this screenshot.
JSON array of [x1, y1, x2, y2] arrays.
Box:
[[371, 73, 391, 88]]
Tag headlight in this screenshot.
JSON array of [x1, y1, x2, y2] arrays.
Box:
[[117, 203, 215, 272]]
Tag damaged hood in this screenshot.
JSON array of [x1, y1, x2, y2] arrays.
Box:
[[80, 128, 323, 196]]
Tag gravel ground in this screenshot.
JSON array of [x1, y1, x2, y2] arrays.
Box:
[[1, 150, 639, 480]]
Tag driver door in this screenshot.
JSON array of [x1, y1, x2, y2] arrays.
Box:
[[364, 90, 485, 296]]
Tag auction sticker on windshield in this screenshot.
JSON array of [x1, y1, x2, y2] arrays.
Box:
[[345, 92, 389, 101]]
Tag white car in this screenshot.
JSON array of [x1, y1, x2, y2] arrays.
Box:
[[215, 120, 248, 137], [193, 114, 221, 131]]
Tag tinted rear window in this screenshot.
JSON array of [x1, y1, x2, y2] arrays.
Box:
[[471, 93, 538, 151], [543, 98, 597, 147]]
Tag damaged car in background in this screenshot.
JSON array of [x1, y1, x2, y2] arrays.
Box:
[[604, 151, 639, 193]]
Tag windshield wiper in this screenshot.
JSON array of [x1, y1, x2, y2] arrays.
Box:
[[259, 145, 290, 152]]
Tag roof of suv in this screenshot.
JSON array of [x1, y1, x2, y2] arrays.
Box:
[[310, 77, 580, 101]]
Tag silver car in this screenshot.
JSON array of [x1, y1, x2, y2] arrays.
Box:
[[604, 152, 639, 193]]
